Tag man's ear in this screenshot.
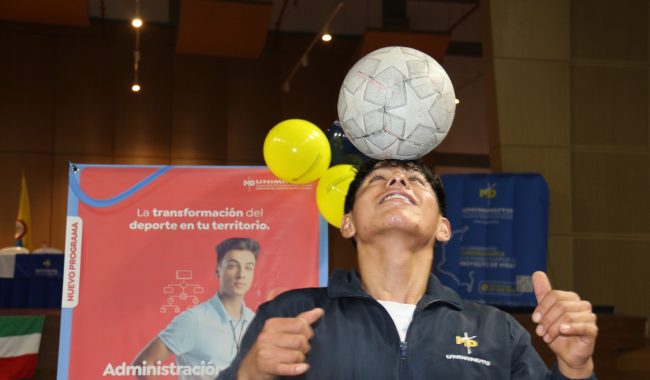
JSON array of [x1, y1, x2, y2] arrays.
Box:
[[340, 214, 356, 239], [435, 218, 451, 243], [215, 265, 220, 278]]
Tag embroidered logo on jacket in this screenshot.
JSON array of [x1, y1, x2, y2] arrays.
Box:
[[456, 332, 478, 354]]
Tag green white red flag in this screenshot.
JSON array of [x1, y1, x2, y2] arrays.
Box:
[[0, 316, 44, 380]]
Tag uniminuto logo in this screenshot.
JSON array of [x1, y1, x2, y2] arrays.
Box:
[[456, 332, 478, 354], [243, 176, 289, 191], [479, 182, 497, 206]]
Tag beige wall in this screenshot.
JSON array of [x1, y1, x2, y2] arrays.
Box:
[[482, 0, 650, 320]]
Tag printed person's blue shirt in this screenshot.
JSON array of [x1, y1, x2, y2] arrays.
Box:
[[158, 294, 255, 379]]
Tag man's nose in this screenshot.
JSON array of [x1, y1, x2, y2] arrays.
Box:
[[388, 173, 408, 188]]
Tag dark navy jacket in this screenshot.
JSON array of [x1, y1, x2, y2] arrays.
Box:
[[218, 269, 596, 380]]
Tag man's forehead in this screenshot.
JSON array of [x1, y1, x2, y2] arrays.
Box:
[[367, 162, 424, 176]]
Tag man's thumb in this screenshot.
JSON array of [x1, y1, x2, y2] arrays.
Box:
[[532, 271, 552, 303], [298, 308, 324, 325]]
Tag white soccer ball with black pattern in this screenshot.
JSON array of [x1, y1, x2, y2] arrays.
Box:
[[337, 46, 456, 160]]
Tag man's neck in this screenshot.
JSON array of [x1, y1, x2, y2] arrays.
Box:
[[218, 292, 244, 321], [357, 234, 434, 305]]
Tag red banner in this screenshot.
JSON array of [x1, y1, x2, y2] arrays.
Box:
[[58, 166, 325, 379]]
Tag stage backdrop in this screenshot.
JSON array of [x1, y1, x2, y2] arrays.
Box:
[[57, 165, 327, 380], [433, 174, 548, 308]]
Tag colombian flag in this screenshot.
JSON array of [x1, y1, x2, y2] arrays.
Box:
[[15, 172, 31, 252], [0, 316, 44, 380]]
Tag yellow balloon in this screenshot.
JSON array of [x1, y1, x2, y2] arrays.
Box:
[[264, 119, 331, 184], [316, 165, 356, 228]]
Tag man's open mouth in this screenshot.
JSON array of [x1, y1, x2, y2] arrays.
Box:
[[380, 192, 415, 205]]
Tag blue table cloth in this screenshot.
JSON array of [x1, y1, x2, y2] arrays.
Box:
[[0, 254, 63, 308]]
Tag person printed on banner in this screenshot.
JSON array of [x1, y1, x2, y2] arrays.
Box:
[[217, 160, 598, 380], [133, 237, 260, 380]]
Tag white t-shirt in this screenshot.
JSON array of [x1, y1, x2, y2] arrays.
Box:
[[377, 300, 416, 342]]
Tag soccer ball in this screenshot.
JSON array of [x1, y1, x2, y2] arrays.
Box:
[[337, 46, 456, 160]]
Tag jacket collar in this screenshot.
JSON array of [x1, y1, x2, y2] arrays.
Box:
[[327, 268, 463, 311]]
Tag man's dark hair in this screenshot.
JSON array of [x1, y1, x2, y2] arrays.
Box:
[[343, 159, 447, 248], [216, 237, 261, 266]]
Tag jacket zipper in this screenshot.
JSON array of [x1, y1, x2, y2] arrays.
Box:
[[348, 296, 448, 380], [399, 299, 445, 380], [400, 341, 407, 380]]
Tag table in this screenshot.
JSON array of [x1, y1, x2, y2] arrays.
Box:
[[0, 254, 64, 308]]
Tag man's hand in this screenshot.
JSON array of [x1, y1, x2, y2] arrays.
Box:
[[237, 308, 324, 380], [532, 272, 597, 379]]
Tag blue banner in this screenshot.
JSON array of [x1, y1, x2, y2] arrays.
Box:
[[433, 174, 549, 308]]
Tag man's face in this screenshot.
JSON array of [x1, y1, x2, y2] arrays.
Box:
[[341, 163, 450, 246], [216, 249, 256, 298]]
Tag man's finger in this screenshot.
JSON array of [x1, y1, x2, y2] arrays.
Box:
[[263, 315, 316, 338], [257, 346, 306, 364], [535, 299, 589, 336], [260, 362, 310, 377], [533, 271, 552, 304], [258, 332, 311, 353], [559, 322, 599, 342], [543, 322, 599, 346], [541, 311, 597, 343], [297, 308, 324, 326]]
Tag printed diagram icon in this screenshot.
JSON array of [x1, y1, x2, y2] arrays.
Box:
[[161, 270, 204, 313]]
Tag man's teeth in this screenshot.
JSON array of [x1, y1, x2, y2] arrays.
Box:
[[382, 194, 411, 203]]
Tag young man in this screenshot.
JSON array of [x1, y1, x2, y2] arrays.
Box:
[[133, 237, 261, 380], [218, 160, 598, 380]]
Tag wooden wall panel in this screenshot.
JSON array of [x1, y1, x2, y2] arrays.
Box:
[[175, 0, 272, 58], [572, 151, 650, 234], [113, 40, 173, 160], [226, 51, 282, 165], [0, 31, 55, 153], [434, 166, 491, 175], [436, 56, 488, 155], [618, 337, 650, 380], [112, 157, 171, 165], [488, 0, 570, 60], [328, 224, 358, 274], [0, 0, 89, 28], [571, 0, 648, 61], [501, 146, 572, 234], [54, 36, 115, 155], [494, 59, 570, 147], [170, 158, 226, 166], [574, 238, 650, 319], [546, 235, 573, 291], [280, 51, 347, 131], [114, 23, 175, 45], [171, 54, 228, 162], [571, 65, 648, 148], [0, 153, 53, 250]]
